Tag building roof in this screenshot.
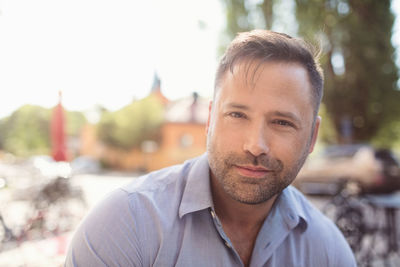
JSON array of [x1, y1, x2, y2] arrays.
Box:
[[165, 93, 210, 124]]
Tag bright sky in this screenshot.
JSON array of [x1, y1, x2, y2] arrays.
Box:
[[1, 0, 400, 120], [0, 0, 223, 119]]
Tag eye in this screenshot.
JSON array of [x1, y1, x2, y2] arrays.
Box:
[[273, 119, 295, 128], [228, 112, 246, 119]]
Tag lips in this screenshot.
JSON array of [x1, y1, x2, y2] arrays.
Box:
[[234, 165, 271, 178]]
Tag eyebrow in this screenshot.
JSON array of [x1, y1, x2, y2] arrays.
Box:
[[226, 103, 250, 110]]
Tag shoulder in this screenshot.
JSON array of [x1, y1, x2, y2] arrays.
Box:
[[121, 156, 195, 197], [65, 188, 143, 266], [65, 156, 201, 267], [285, 186, 356, 266]]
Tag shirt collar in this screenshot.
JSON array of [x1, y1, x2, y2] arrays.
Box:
[[179, 153, 214, 218], [276, 186, 309, 232]]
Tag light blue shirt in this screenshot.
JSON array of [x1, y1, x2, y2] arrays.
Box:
[[65, 153, 356, 267]]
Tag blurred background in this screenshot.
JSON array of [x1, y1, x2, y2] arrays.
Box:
[[1, 0, 400, 266]]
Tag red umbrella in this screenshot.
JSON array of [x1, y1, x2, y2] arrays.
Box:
[[51, 91, 67, 161]]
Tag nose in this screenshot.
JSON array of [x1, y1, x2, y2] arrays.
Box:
[[243, 123, 269, 157]]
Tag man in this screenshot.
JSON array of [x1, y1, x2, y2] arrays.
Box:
[[66, 30, 356, 267]]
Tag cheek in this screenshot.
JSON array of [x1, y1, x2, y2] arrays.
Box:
[[269, 133, 308, 163], [208, 118, 243, 150]]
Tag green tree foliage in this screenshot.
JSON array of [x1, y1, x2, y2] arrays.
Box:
[[0, 105, 87, 157], [66, 111, 87, 137], [296, 0, 400, 145], [318, 103, 338, 144], [97, 95, 164, 150], [222, 0, 276, 33], [0, 105, 51, 156], [219, 0, 276, 54]]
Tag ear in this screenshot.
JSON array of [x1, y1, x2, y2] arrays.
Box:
[[308, 116, 321, 153], [205, 101, 213, 135]]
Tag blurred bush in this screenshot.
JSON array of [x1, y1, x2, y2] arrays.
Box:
[[97, 95, 164, 150]]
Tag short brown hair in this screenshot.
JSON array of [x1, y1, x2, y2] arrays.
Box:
[[215, 30, 324, 116]]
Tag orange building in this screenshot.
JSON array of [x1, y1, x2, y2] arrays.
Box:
[[80, 76, 209, 171]]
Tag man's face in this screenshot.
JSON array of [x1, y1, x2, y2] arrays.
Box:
[[206, 61, 320, 205]]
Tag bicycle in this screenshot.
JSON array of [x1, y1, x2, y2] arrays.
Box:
[[0, 175, 87, 252], [322, 180, 400, 267]]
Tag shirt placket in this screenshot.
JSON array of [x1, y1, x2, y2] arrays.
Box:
[[208, 207, 244, 266]]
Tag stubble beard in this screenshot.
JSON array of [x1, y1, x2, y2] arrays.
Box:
[[207, 143, 309, 205]]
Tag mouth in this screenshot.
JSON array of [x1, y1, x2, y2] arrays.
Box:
[[234, 165, 271, 178]]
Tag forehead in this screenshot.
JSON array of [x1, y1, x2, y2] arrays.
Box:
[[218, 60, 311, 94]]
